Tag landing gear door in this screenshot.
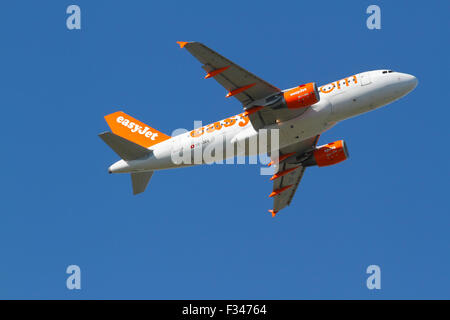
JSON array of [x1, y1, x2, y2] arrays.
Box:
[[359, 72, 372, 86]]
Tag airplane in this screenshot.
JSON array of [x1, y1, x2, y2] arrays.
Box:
[[99, 41, 418, 217]]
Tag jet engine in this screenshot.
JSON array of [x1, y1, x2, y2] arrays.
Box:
[[263, 82, 320, 110], [282, 83, 320, 109], [302, 140, 349, 167]]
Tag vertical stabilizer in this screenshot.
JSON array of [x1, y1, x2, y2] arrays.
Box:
[[104, 111, 171, 148]]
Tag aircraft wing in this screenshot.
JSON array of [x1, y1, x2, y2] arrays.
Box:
[[178, 41, 309, 128], [269, 135, 320, 217], [177, 41, 280, 106]]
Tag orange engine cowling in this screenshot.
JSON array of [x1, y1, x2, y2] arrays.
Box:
[[282, 82, 320, 109], [313, 140, 349, 167]]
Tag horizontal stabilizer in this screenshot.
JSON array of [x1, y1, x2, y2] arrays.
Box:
[[99, 132, 151, 161], [131, 171, 153, 195]]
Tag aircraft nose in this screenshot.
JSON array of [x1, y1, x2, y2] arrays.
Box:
[[404, 73, 418, 91], [399, 73, 418, 93]]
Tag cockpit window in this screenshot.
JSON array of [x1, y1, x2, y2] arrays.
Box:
[[383, 70, 394, 74]]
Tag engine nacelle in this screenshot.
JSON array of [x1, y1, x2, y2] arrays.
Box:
[[282, 82, 320, 109], [302, 140, 349, 167], [262, 82, 320, 111], [313, 140, 349, 167]]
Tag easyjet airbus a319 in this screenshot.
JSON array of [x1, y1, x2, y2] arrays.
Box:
[[99, 41, 417, 217]]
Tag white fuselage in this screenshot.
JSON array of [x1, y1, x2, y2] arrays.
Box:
[[109, 70, 417, 173]]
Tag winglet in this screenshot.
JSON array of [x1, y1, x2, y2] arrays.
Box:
[[176, 41, 189, 48], [268, 210, 278, 217]]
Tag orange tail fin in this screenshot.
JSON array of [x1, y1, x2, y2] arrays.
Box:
[[104, 111, 171, 148]]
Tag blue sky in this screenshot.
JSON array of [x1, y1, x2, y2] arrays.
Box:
[[0, 0, 448, 299]]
